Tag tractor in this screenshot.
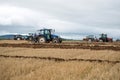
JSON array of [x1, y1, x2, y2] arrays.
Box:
[[28, 29, 62, 43], [99, 33, 113, 42], [14, 35, 23, 40], [83, 34, 113, 42], [83, 35, 98, 42]]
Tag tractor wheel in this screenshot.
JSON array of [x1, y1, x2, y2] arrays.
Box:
[[52, 38, 60, 43], [17, 37, 21, 40], [29, 37, 33, 41], [59, 38, 62, 43], [99, 39, 103, 42], [88, 39, 92, 42], [38, 37, 46, 43]]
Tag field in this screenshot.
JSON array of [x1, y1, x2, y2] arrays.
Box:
[[0, 40, 120, 80]]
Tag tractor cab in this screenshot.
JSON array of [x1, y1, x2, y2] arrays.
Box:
[[37, 29, 52, 40]]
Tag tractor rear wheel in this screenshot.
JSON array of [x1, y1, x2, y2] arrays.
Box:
[[99, 39, 103, 42], [38, 37, 46, 43], [88, 39, 92, 42]]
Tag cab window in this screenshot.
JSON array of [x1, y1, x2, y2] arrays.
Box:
[[45, 30, 50, 34]]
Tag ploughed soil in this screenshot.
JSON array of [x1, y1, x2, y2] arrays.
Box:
[[0, 40, 120, 51]]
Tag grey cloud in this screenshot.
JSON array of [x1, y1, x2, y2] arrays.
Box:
[[0, 0, 120, 38], [0, 25, 35, 34]]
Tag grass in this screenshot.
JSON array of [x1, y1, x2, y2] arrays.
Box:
[[0, 40, 120, 80], [0, 47, 120, 80], [0, 40, 28, 44], [0, 58, 120, 80], [0, 47, 120, 61], [0, 57, 119, 80]]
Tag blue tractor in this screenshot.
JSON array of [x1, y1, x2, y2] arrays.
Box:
[[28, 29, 62, 43]]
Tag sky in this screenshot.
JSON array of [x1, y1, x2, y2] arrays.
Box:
[[0, 0, 120, 39]]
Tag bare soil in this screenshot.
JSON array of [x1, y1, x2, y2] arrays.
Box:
[[0, 40, 120, 51]]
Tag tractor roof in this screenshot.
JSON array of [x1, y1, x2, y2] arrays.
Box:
[[37, 29, 52, 31]]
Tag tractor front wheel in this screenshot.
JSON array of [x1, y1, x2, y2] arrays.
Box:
[[52, 38, 61, 43]]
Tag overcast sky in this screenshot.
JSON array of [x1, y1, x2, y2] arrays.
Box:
[[0, 0, 120, 39]]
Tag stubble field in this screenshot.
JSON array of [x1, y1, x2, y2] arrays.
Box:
[[0, 40, 120, 80]]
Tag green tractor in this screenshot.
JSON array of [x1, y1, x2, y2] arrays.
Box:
[[99, 33, 113, 42], [28, 29, 62, 43]]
